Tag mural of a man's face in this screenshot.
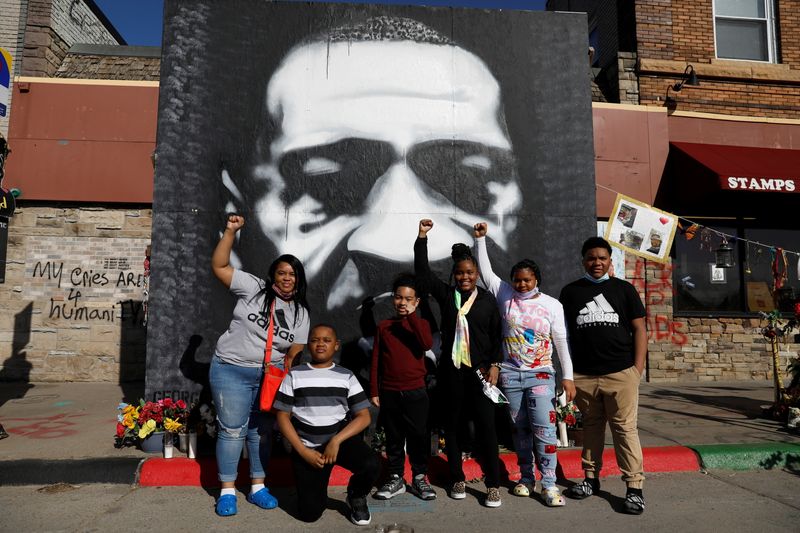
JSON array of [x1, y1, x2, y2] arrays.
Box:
[[250, 26, 522, 309]]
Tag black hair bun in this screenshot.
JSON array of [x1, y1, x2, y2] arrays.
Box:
[[451, 243, 473, 263]]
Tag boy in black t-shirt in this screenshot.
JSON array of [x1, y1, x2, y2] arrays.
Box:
[[559, 237, 647, 515]]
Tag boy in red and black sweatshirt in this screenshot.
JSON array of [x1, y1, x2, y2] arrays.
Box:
[[370, 274, 436, 501]]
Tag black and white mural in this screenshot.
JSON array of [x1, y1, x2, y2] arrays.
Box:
[[147, 0, 596, 400]]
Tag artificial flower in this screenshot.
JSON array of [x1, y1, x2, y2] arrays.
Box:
[[164, 418, 183, 433], [115, 398, 191, 448], [123, 412, 136, 429], [138, 419, 157, 439]]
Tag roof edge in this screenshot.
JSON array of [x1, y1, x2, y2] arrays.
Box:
[[67, 43, 161, 58]]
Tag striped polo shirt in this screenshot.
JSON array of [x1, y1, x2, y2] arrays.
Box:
[[273, 363, 370, 448]]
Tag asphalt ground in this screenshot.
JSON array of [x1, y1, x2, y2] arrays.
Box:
[[2, 470, 799, 533]]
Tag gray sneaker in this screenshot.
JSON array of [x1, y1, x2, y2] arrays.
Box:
[[374, 474, 406, 500], [409, 474, 436, 500]]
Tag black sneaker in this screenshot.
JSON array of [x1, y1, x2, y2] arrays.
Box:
[[0, 424, 8, 440], [623, 490, 645, 515], [565, 478, 599, 500], [409, 474, 436, 500], [347, 494, 371, 526], [374, 474, 406, 500]]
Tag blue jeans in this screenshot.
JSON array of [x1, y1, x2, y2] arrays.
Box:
[[499, 367, 558, 489], [209, 355, 276, 483]]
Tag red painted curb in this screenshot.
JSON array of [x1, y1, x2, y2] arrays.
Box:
[[138, 446, 700, 487]]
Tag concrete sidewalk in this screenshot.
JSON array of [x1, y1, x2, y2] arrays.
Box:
[[0, 380, 798, 486]]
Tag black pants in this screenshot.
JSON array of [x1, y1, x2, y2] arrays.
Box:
[[440, 366, 500, 488], [380, 387, 429, 478], [291, 435, 380, 523]]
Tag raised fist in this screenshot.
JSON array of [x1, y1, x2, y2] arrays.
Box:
[[418, 219, 434, 237], [226, 214, 245, 233]]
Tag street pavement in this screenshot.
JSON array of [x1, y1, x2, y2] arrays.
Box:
[[1, 470, 799, 532]]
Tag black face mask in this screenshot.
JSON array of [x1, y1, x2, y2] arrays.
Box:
[[276, 137, 517, 222]]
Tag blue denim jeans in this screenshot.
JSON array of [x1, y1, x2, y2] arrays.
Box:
[[499, 367, 558, 489], [209, 355, 276, 483]]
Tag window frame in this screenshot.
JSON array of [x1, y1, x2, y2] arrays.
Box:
[[712, 0, 778, 63]]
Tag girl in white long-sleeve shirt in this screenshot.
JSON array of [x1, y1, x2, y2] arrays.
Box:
[[473, 222, 575, 507]]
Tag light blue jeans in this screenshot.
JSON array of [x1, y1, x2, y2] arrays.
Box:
[[209, 355, 277, 483], [499, 367, 559, 489]]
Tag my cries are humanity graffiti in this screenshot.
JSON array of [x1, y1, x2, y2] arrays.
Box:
[[25, 236, 150, 323], [147, 1, 597, 400]]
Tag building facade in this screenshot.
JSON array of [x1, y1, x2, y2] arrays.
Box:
[[2, 1, 798, 384], [0, 0, 156, 383], [552, 0, 800, 382]]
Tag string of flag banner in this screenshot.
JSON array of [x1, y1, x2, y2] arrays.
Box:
[[597, 184, 800, 287]]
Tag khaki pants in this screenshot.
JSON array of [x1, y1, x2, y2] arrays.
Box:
[[573, 366, 645, 488]]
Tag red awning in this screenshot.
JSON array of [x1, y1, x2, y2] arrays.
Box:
[[670, 142, 800, 193]]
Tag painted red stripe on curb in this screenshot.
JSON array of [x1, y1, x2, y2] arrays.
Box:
[[138, 446, 700, 487]]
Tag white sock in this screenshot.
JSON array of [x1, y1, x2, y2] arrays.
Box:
[[220, 488, 236, 497], [250, 483, 265, 495]]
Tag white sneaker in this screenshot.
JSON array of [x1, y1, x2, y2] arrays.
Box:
[[542, 486, 565, 507]]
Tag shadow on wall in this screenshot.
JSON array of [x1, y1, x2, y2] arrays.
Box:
[[179, 335, 210, 407], [118, 300, 147, 403], [0, 303, 34, 406]]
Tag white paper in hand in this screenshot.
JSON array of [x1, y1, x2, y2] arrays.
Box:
[[475, 369, 509, 404]]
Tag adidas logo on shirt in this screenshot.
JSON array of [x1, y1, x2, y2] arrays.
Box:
[[576, 293, 619, 326]]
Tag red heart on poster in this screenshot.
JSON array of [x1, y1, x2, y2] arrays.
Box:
[[659, 216, 669, 225]]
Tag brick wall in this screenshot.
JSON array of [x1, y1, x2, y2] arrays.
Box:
[[50, 0, 117, 47], [20, 0, 120, 77], [0, 0, 27, 135], [625, 253, 799, 382], [618, 51, 639, 104], [0, 204, 150, 382], [636, 0, 800, 118]]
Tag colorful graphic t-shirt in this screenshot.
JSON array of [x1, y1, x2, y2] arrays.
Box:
[[214, 270, 310, 368], [473, 237, 573, 379]]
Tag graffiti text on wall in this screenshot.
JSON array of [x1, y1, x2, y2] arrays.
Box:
[[32, 261, 146, 289], [632, 259, 688, 346], [25, 238, 150, 324]]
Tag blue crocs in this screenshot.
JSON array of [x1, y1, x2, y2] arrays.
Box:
[[247, 487, 278, 509], [215, 494, 237, 517]]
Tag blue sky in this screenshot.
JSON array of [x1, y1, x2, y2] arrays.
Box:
[[94, 0, 547, 47]]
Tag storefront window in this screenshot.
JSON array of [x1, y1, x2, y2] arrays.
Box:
[[674, 223, 800, 315], [743, 228, 800, 312], [674, 224, 742, 313]]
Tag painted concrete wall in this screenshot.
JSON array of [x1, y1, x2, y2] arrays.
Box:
[[147, 1, 597, 400]]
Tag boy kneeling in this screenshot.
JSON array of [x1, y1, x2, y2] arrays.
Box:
[[274, 324, 380, 526]]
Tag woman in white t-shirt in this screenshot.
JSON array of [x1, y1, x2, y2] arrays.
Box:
[[473, 222, 575, 507], [210, 214, 310, 517]]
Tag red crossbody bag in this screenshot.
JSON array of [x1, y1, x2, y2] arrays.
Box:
[[259, 300, 288, 411]]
